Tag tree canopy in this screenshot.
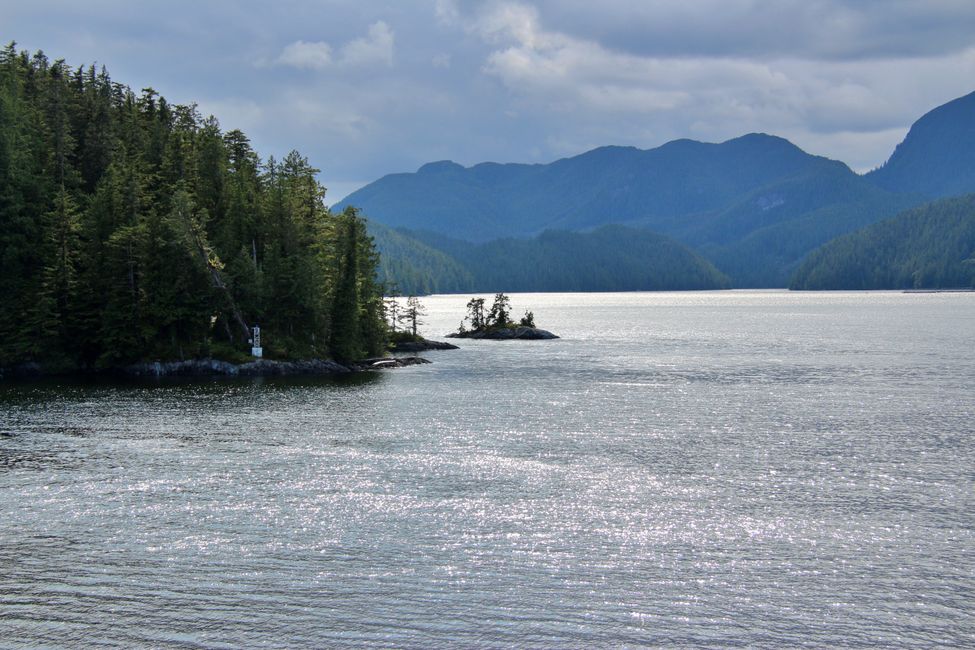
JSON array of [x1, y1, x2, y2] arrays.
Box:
[[0, 44, 386, 369], [790, 194, 975, 290]]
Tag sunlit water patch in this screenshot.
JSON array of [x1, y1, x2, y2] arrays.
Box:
[[1, 291, 973, 647]]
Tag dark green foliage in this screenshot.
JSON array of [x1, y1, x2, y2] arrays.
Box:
[[0, 44, 386, 369], [460, 293, 539, 334], [461, 293, 508, 332], [487, 293, 511, 328], [465, 298, 486, 330], [790, 195, 975, 290], [366, 220, 474, 295], [397, 296, 426, 338], [406, 225, 730, 292]]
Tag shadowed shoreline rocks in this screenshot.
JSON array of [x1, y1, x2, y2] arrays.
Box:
[[388, 339, 459, 352], [446, 326, 559, 340], [0, 356, 432, 380]]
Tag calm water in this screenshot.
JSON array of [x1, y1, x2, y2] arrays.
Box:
[[1, 291, 973, 648]]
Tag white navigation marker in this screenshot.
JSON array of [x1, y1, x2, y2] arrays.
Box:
[[251, 325, 262, 358]]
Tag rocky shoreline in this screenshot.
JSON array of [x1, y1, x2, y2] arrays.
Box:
[[446, 326, 559, 340], [0, 356, 431, 381], [388, 338, 460, 352]]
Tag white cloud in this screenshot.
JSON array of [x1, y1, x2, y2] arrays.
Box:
[[11, 0, 972, 185], [277, 40, 333, 69], [462, 1, 975, 170], [341, 21, 395, 68], [434, 0, 460, 25], [276, 21, 394, 71]]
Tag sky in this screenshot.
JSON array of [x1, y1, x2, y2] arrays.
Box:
[[4, 0, 975, 202]]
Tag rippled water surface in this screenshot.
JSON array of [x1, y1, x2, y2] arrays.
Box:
[[2, 291, 974, 648]]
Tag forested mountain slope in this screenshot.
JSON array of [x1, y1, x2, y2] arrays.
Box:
[[367, 221, 475, 295], [790, 195, 975, 290], [866, 91, 975, 199], [402, 225, 730, 292]]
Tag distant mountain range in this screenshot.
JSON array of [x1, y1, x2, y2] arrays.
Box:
[[338, 90, 975, 292]]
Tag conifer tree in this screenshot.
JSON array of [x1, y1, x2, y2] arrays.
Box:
[[399, 296, 426, 338], [0, 44, 390, 369]]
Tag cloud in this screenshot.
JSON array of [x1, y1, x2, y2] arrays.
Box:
[[434, 0, 460, 25], [458, 1, 975, 171], [277, 40, 333, 69], [6, 0, 975, 188], [341, 21, 395, 67], [276, 21, 394, 71], [527, 0, 975, 61]]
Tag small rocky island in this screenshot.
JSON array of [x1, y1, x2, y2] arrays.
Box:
[[445, 294, 559, 340]]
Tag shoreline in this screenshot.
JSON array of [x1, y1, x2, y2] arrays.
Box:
[[0, 356, 432, 382]]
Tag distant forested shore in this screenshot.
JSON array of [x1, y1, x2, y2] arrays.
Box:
[[791, 195, 975, 290], [0, 44, 388, 375]]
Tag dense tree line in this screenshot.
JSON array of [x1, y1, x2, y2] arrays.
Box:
[[367, 220, 474, 295], [790, 194, 975, 290], [0, 44, 386, 369], [402, 225, 730, 293]]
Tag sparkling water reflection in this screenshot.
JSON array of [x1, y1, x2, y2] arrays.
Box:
[[1, 291, 973, 647]]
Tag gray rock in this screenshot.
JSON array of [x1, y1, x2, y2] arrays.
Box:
[[445, 326, 559, 340], [121, 358, 352, 378], [389, 338, 459, 352], [355, 356, 431, 370]]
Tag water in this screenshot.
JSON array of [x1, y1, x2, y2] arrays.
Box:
[[1, 291, 973, 648]]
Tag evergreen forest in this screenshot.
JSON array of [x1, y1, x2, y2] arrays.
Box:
[[0, 44, 387, 370], [790, 194, 975, 290], [395, 225, 730, 293]]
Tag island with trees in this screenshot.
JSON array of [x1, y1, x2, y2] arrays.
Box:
[[446, 294, 559, 340]]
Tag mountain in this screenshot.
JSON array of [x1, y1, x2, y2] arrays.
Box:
[[338, 91, 975, 289], [337, 133, 869, 244], [867, 91, 975, 199], [336, 134, 913, 287], [790, 195, 975, 290]]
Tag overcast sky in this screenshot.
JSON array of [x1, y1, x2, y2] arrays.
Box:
[[5, 0, 975, 201]]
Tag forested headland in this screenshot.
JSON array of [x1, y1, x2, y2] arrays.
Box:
[[0, 44, 386, 372], [790, 194, 975, 290]]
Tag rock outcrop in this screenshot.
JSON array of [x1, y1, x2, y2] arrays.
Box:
[[446, 327, 559, 340], [355, 356, 431, 370], [389, 338, 459, 352], [122, 358, 353, 378], [2, 355, 434, 381]]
